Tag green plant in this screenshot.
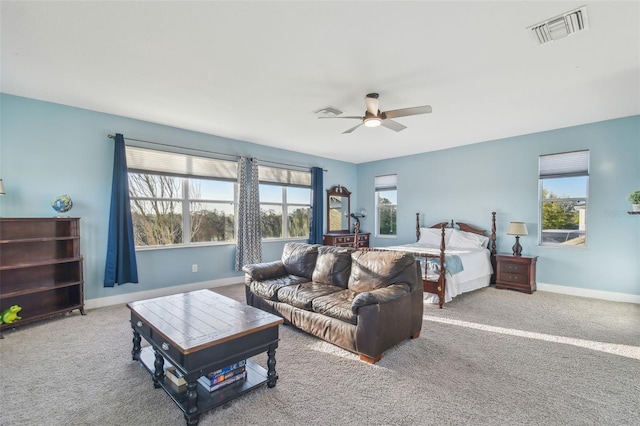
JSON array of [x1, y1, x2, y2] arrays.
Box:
[[629, 190, 640, 204]]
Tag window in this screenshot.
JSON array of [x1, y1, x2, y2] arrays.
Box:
[[375, 174, 397, 237], [258, 165, 311, 239], [126, 146, 237, 247], [539, 150, 589, 247]]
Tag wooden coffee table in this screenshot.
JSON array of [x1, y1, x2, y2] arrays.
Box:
[[127, 289, 283, 425]]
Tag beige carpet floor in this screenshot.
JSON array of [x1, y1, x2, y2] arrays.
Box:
[[1, 284, 638, 426]]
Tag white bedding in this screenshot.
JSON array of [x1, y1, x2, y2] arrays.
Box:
[[384, 243, 493, 304]]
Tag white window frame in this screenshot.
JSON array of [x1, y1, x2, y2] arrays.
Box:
[[375, 174, 398, 238], [126, 146, 238, 249], [538, 150, 589, 247], [258, 165, 312, 240]]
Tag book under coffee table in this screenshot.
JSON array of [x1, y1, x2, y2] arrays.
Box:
[[127, 289, 283, 426]]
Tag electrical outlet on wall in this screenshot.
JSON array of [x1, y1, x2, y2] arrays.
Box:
[[192, 264, 198, 273]]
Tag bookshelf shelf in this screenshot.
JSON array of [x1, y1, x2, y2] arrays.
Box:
[[1, 218, 85, 337]]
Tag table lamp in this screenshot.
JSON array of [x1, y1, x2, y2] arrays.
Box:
[[350, 209, 367, 233], [507, 221, 528, 256]]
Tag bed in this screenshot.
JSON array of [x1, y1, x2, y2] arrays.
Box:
[[365, 212, 497, 308]]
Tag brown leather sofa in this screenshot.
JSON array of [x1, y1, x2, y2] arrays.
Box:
[[243, 242, 424, 363]]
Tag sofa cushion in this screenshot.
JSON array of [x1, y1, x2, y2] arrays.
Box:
[[312, 245, 354, 288], [282, 242, 321, 279], [312, 289, 358, 325], [277, 282, 344, 310], [351, 283, 411, 312], [348, 250, 417, 293], [250, 275, 310, 301], [242, 260, 286, 282]]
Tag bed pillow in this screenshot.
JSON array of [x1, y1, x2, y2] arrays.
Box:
[[448, 229, 488, 249], [478, 234, 490, 249], [418, 227, 452, 246]]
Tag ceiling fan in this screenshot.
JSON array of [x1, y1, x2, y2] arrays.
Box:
[[319, 93, 432, 134]]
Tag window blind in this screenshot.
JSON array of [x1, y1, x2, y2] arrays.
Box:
[[125, 146, 237, 180], [539, 150, 589, 178], [258, 165, 311, 187], [375, 174, 397, 190]]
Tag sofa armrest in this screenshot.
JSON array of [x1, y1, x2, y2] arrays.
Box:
[[242, 261, 286, 282], [351, 283, 411, 313]]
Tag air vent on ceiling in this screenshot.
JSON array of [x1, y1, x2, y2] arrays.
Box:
[[314, 106, 343, 116], [528, 6, 589, 45]]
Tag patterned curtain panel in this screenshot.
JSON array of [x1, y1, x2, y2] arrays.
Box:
[[308, 167, 324, 244], [104, 133, 139, 286], [235, 157, 262, 270]]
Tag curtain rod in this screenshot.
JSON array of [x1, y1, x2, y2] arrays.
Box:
[[107, 134, 327, 172]]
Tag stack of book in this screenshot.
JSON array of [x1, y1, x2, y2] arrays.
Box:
[[197, 359, 247, 393], [165, 366, 186, 394]]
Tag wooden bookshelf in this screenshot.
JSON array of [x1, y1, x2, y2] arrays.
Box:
[[1, 218, 85, 337]]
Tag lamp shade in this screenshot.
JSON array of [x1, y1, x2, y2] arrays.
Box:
[[507, 222, 528, 236], [0, 179, 5, 195], [351, 208, 366, 218]]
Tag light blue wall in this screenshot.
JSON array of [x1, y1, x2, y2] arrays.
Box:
[[0, 94, 357, 301], [2, 94, 638, 300], [356, 116, 640, 296]]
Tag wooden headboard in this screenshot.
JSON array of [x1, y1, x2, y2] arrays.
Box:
[[415, 212, 498, 257]]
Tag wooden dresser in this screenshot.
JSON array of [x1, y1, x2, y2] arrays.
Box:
[[495, 254, 538, 294], [322, 231, 370, 248]]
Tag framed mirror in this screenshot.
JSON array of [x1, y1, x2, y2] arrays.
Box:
[[326, 185, 351, 232]]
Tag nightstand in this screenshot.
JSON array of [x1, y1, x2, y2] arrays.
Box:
[[495, 254, 538, 294]]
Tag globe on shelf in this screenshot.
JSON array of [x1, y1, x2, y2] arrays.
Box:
[[51, 195, 73, 216]]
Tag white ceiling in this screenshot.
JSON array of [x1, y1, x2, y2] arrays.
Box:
[[1, 1, 639, 164]]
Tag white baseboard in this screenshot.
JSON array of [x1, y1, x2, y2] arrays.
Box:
[[537, 282, 640, 304], [84, 277, 244, 310], [85, 279, 639, 309]]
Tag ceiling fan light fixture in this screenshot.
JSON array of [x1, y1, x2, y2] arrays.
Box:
[[364, 117, 382, 127], [319, 93, 432, 133]]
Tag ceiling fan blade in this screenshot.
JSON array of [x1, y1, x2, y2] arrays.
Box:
[[381, 119, 407, 132], [383, 105, 432, 119], [343, 123, 363, 134], [365, 93, 380, 115], [318, 116, 363, 120]]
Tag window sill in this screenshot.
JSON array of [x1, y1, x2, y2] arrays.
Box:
[[261, 237, 309, 243], [135, 241, 235, 251], [537, 244, 588, 250]]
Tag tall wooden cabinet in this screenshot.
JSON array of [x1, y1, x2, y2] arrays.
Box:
[[0, 217, 85, 335]]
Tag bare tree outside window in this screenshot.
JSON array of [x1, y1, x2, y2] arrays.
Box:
[[129, 173, 183, 246], [128, 173, 235, 246], [188, 178, 235, 243], [126, 150, 311, 247]]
